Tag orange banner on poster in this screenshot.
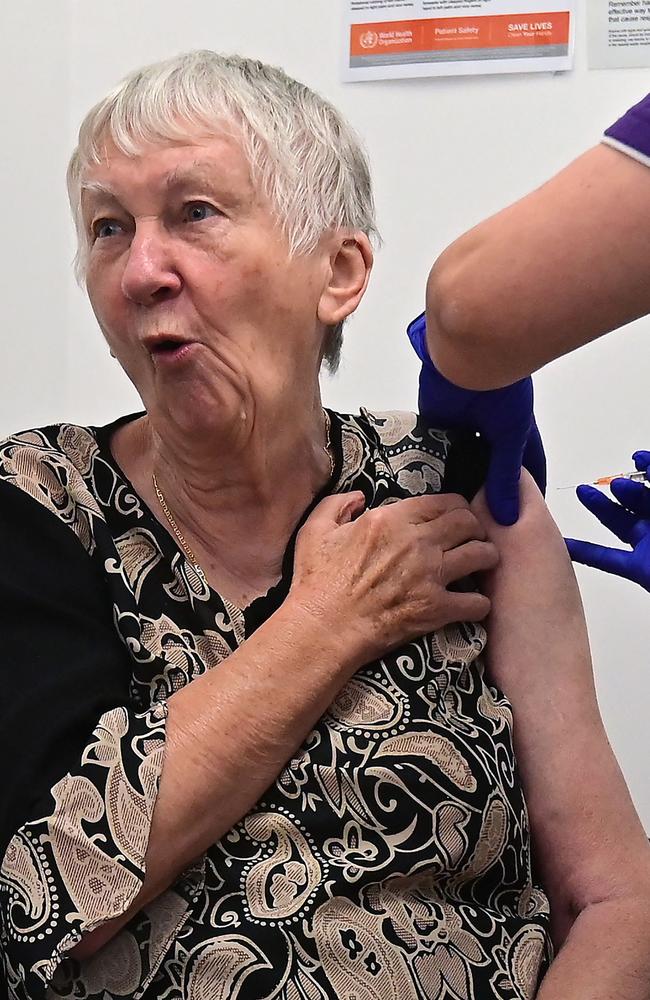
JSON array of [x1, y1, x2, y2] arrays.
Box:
[[350, 12, 570, 57]]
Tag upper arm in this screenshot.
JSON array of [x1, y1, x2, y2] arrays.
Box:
[[472, 473, 650, 937], [0, 479, 168, 992], [0, 478, 134, 854], [427, 144, 650, 389]]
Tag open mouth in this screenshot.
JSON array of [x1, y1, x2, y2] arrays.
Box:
[[153, 339, 186, 354], [145, 337, 196, 361]]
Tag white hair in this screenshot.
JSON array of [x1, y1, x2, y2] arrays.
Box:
[[67, 50, 379, 370]]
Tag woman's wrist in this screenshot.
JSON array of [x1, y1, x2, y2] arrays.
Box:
[[271, 594, 364, 680]]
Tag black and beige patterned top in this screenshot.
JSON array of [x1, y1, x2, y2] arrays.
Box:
[[0, 408, 551, 1000]]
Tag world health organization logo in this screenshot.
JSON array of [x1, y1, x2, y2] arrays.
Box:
[[360, 30, 379, 49]]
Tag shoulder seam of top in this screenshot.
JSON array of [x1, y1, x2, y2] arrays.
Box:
[[0, 425, 103, 558], [0, 476, 94, 558]]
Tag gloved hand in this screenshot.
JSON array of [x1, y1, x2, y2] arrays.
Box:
[[407, 313, 546, 526], [566, 451, 650, 590]]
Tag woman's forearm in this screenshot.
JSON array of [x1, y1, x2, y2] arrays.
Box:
[[73, 599, 358, 958], [537, 897, 650, 999], [146, 601, 357, 880]]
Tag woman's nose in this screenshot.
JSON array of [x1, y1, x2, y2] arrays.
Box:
[[120, 227, 182, 305]]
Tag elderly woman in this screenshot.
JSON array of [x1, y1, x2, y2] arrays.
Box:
[[1, 51, 649, 1000]]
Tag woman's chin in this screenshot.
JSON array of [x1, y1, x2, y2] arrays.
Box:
[[148, 387, 246, 442]]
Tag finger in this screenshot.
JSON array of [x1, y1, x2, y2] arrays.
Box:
[[439, 590, 492, 624], [575, 484, 638, 544], [485, 439, 525, 526], [418, 507, 487, 549], [609, 477, 650, 518], [633, 450, 650, 474], [522, 420, 547, 497], [441, 540, 499, 586], [308, 491, 366, 528], [383, 492, 470, 525], [565, 537, 634, 580]]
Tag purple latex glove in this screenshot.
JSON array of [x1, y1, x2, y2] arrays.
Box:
[[566, 451, 650, 590], [407, 313, 546, 525]]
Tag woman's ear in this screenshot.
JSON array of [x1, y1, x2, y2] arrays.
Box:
[[317, 234, 373, 327]]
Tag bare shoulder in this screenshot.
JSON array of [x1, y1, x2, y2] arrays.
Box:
[[471, 470, 579, 644], [471, 469, 597, 716], [471, 469, 559, 550]]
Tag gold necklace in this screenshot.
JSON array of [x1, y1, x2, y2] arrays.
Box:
[[152, 411, 334, 584], [152, 472, 208, 584], [323, 408, 335, 480]]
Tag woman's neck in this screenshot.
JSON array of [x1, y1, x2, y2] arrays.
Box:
[[110, 400, 333, 605]]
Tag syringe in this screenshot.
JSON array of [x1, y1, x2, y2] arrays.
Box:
[[558, 470, 648, 491]]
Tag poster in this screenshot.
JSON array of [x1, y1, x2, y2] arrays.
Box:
[[342, 1, 576, 81], [588, 0, 650, 68]]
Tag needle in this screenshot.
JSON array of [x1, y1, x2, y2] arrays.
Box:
[[558, 470, 648, 490]]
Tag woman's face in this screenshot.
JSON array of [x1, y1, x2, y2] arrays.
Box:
[[82, 130, 333, 435]]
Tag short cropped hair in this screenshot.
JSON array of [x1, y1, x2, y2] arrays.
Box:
[[67, 50, 379, 371]]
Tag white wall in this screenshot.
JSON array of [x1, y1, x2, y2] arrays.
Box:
[[2, 0, 650, 826], [0, 3, 70, 430]]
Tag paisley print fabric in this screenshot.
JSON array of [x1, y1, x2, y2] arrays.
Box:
[[0, 408, 552, 999]]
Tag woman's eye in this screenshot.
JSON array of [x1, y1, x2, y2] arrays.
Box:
[[183, 202, 220, 223], [92, 219, 124, 240]]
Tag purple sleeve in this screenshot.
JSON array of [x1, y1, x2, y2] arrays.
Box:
[[604, 93, 650, 162]]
